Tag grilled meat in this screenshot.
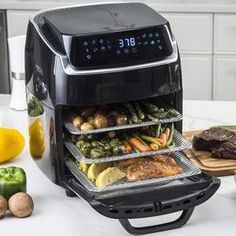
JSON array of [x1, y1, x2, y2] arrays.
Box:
[[212, 140, 236, 159], [117, 158, 145, 168], [193, 127, 236, 159], [126, 155, 183, 182]]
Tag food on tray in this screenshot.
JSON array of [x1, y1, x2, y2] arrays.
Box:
[[76, 154, 183, 188], [127, 155, 182, 181], [87, 163, 111, 181], [80, 122, 94, 131], [77, 161, 89, 173], [70, 101, 179, 131], [75, 134, 126, 158], [0, 195, 7, 218], [0, 167, 27, 199], [95, 167, 126, 187], [94, 114, 108, 129], [193, 127, 236, 159], [0, 128, 25, 163], [72, 116, 84, 129], [73, 124, 175, 159], [8, 192, 34, 218]]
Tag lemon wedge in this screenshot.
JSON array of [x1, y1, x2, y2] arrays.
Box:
[[95, 167, 125, 188], [87, 163, 111, 182], [77, 162, 89, 173]]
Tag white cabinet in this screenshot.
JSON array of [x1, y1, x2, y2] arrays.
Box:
[[214, 14, 236, 54], [161, 13, 212, 54], [7, 10, 37, 37], [181, 55, 212, 100], [213, 56, 236, 101]]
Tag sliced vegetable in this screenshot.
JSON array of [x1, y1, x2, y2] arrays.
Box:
[[140, 135, 164, 148], [123, 140, 133, 153], [129, 138, 151, 152], [150, 143, 159, 151], [132, 133, 151, 150], [0, 167, 26, 200], [159, 133, 167, 146], [166, 123, 174, 146]]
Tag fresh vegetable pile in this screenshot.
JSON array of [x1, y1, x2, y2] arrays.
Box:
[[0, 167, 34, 219], [73, 123, 175, 159], [70, 102, 179, 131]]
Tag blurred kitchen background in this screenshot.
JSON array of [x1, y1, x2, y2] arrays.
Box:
[[0, 0, 236, 101]]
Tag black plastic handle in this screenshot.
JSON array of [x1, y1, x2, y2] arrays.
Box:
[[119, 207, 194, 235]]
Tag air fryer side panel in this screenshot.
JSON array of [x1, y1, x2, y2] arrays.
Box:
[[25, 22, 60, 184]]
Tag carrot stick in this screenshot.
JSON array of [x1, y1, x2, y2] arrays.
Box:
[[159, 133, 167, 146], [164, 128, 170, 140], [150, 143, 159, 151], [123, 140, 133, 153], [129, 138, 151, 152]]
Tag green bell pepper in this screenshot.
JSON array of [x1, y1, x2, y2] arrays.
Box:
[[0, 167, 26, 199]]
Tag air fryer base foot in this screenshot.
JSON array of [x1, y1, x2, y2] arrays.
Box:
[[65, 189, 78, 197]]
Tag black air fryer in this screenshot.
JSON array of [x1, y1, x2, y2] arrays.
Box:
[[25, 3, 220, 234]]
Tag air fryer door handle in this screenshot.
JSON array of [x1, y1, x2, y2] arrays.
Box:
[[119, 207, 194, 235]]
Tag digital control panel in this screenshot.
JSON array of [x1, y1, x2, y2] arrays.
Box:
[[69, 26, 173, 68]]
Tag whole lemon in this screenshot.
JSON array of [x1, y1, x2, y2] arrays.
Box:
[[0, 128, 25, 163], [29, 119, 45, 158]]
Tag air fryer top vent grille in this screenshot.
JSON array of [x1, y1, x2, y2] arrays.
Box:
[[34, 3, 168, 36]]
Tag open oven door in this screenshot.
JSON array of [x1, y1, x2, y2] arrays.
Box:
[[63, 172, 220, 235]]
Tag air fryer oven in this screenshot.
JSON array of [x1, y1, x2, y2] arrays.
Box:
[[25, 3, 220, 234]]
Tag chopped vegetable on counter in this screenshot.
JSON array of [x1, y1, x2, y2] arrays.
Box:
[[0, 167, 26, 199]]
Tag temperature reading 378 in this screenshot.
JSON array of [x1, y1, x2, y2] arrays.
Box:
[[118, 38, 136, 48]]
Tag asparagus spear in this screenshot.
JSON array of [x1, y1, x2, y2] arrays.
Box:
[[124, 103, 140, 123], [141, 102, 159, 113], [133, 102, 145, 120]]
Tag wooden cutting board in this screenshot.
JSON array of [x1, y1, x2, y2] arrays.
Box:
[[183, 130, 236, 176]]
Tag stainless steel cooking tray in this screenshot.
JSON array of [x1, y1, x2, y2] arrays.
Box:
[[66, 151, 201, 193], [64, 130, 191, 164], [64, 108, 182, 135]]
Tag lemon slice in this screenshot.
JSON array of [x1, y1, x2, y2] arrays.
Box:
[[77, 162, 89, 173], [87, 163, 110, 182], [95, 167, 125, 188]]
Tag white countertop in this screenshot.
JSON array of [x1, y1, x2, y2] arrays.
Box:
[[2, 0, 236, 13], [0, 94, 236, 236]]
